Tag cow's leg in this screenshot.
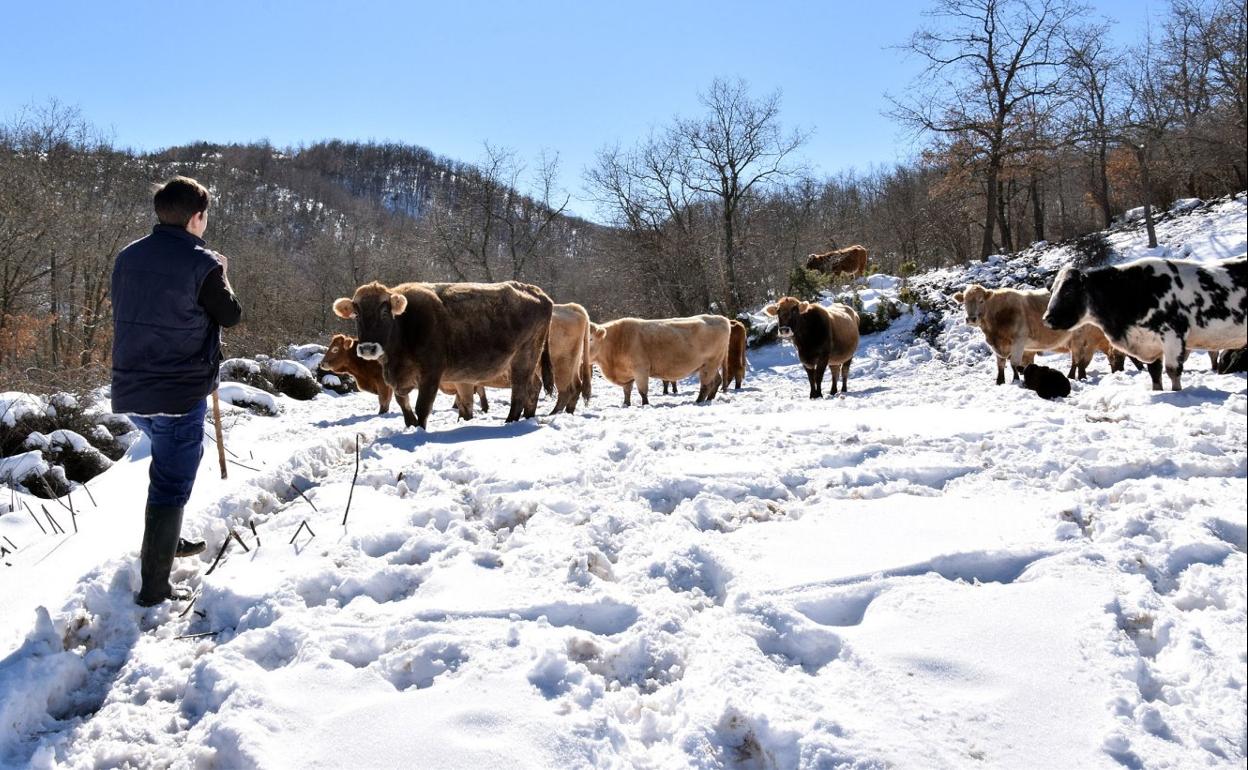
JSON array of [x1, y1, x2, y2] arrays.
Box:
[[995, 355, 1008, 385], [454, 383, 476, 420], [1108, 350, 1125, 373], [805, 366, 819, 399], [396, 389, 419, 428], [637, 376, 650, 406], [813, 361, 828, 398], [841, 360, 851, 393], [1163, 336, 1185, 391], [1009, 345, 1030, 382], [478, 386, 489, 413], [1207, 350, 1219, 370], [622, 380, 633, 407], [1146, 360, 1164, 391], [524, 374, 542, 419], [413, 382, 439, 429], [378, 382, 393, 415], [698, 363, 721, 403]]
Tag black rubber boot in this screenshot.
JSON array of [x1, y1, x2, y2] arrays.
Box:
[[136, 505, 191, 606], [176, 538, 206, 558]]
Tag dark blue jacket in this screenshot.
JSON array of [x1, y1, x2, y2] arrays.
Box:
[[111, 225, 226, 415]]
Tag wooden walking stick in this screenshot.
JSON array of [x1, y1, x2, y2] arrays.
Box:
[[212, 389, 227, 479]]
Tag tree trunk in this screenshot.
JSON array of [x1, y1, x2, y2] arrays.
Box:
[[1097, 140, 1112, 228], [1136, 144, 1158, 249], [980, 162, 999, 260], [49, 251, 60, 367], [1054, 156, 1069, 237], [996, 179, 1013, 254], [1029, 173, 1045, 243], [722, 206, 740, 315]]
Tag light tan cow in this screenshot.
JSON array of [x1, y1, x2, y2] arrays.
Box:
[[953, 284, 1117, 384], [443, 302, 592, 419], [589, 315, 731, 406]]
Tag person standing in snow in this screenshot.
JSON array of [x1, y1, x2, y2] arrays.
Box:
[[111, 176, 242, 607]]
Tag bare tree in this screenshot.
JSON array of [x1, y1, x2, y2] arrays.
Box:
[[892, 0, 1085, 259], [1120, 29, 1176, 248], [1064, 21, 1124, 227]]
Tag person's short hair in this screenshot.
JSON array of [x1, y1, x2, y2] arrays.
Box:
[[153, 176, 210, 227]]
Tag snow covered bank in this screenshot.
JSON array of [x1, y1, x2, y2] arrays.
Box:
[[0, 194, 1243, 769]]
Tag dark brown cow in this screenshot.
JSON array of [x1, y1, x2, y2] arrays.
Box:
[[720, 319, 747, 392], [333, 281, 553, 429], [805, 246, 868, 280], [440, 302, 592, 419], [321, 334, 393, 414], [765, 297, 860, 398]]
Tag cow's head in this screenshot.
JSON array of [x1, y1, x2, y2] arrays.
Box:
[[804, 253, 827, 271], [1043, 267, 1087, 330], [587, 322, 608, 363], [952, 284, 990, 326], [332, 282, 408, 360], [321, 333, 356, 373], [764, 296, 807, 339]]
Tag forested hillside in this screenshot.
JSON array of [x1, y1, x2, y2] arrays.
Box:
[[1, 0, 1243, 392]]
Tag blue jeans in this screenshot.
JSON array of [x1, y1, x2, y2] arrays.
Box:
[[130, 399, 207, 508]]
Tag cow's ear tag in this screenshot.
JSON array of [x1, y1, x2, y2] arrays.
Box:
[[333, 298, 355, 319], [390, 293, 408, 316]]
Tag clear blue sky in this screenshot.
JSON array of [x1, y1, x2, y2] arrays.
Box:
[[2, 0, 1156, 219]]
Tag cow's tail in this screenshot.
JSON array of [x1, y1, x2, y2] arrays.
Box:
[[540, 336, 555, 397], [579, 321, 592, 404]]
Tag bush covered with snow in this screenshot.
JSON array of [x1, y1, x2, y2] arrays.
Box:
[[1, 391, 134, 498], [217, 382, 280, 416], [220, 356, 320, 401]]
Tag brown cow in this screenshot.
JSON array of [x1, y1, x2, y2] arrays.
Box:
[[589, 315, 731, 406], [321, 334, 393, 414], [954, 284, 1111, 384], [333, 281, 553, 429], [764, 297, 860, 398], [442, 302, 592, 419], [805, 246, 868, 280], [720, 319, 747, 392]]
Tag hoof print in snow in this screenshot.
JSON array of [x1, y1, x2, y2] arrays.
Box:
[[743, 600, 843, 674], [651, 545, 731, 605]]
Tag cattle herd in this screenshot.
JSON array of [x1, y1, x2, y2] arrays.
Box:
[[958, 256, 1247, 392], [320, 254, 1246, 432]]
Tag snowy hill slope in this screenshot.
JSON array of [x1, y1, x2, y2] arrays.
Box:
[[0, 197, 1244, 769]]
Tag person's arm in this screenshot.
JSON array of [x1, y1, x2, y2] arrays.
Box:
[[198, 265, 243, 328]]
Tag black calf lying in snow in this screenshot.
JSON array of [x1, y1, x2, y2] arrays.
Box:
[[1023, 364, 1071, 399]]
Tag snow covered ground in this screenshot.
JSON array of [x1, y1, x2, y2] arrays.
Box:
[[0, 197, 1244, 769]]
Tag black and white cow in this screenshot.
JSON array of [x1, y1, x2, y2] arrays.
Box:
[[1043, 257, 1247, 390]]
